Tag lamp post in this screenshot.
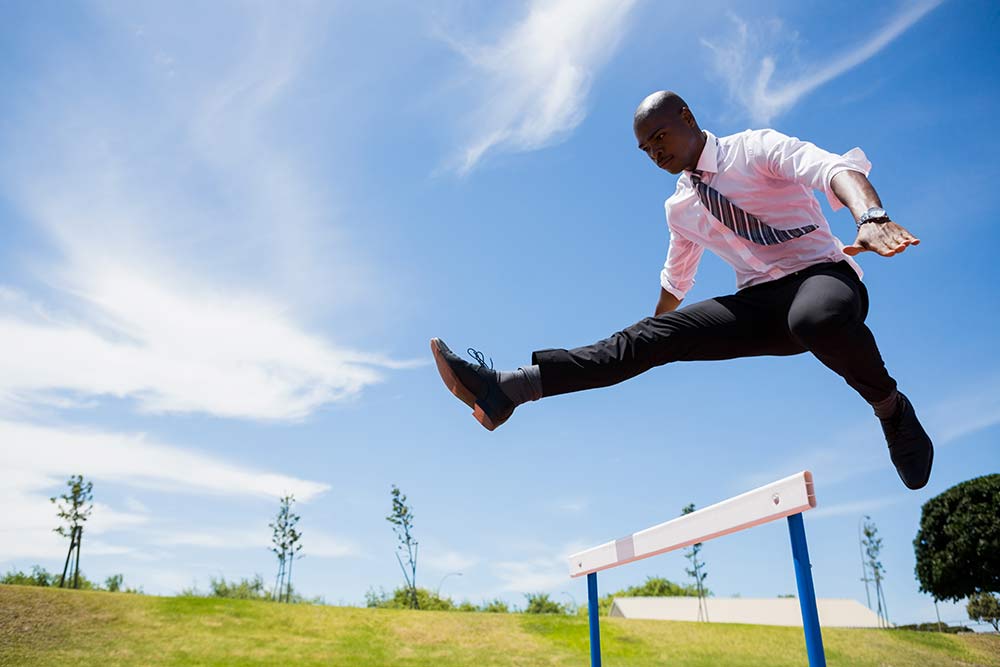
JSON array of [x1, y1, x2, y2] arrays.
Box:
[[436, 571, 463, 596]]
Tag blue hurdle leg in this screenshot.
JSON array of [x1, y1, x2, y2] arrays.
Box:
[[587, 572, 602, 667], [787, 512, 826, 667]]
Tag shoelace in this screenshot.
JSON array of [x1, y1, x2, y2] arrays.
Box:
[[467, 347, 493, 370]]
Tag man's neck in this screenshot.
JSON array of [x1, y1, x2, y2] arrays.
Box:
[[685, 130, 708, 172]]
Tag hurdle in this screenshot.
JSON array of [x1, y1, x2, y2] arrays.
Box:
[[568, 470, 825, 667]]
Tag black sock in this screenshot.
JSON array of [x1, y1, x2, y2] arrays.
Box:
[[872, 389, 900, 419], [497, 365, 543, 406]]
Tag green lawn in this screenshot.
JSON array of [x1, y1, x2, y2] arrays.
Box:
[[2, 585, 998, 666]]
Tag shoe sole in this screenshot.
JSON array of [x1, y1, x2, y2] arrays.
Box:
[[430, 338, 498, 431], [911, 445, 934, 490]]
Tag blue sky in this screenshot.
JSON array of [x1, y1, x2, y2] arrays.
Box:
[[1, 0, 997, 629]]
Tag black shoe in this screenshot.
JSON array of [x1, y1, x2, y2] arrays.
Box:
[[430, 338, 515, 431], [880, 392, 934, 490]]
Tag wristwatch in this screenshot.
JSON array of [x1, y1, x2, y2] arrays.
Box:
[[857, 207, 890, 229]]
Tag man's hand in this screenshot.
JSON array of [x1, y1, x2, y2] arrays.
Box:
[[843, 220, 920, 257]]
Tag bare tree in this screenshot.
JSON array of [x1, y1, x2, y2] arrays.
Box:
[[51, 474, 93, 589], [681, 503, 709, 622], [861, 515, 889, 627], [387, 484, 419, 609], [269, 494, 303, 603]]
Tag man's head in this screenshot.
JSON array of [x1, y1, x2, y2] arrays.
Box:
[[633, 91, 705, 174]]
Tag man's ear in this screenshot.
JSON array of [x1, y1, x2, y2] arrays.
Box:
[[679, 106, 697, 128]]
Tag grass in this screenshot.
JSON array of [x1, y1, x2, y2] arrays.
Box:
[[2, 585, 998, 666]]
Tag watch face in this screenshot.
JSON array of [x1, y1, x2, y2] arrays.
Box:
[[867, 208, 887, 218]]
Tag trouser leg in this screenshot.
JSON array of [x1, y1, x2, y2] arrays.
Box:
[[786, 264, 897, 403], [532, 290, 799, 397]]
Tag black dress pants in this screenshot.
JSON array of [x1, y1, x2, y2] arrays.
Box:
[[532, 261, 897, 404]]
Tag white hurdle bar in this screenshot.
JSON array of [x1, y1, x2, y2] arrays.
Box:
[[568, 471, 826, 667]]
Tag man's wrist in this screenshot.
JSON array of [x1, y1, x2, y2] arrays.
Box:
[[856, 206, 890, 230]]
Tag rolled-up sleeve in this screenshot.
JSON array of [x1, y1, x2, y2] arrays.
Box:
[[752, 129, 872, 211], [660, 223, 703, 301]]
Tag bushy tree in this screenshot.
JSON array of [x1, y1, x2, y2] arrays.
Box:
[[914, 474, 1000, 602], [967, 592, 1000, 632]]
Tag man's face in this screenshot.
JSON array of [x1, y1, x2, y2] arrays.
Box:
[[634, 107, 702, 175]]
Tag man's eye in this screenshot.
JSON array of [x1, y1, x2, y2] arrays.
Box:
[[657, 133, 665, 141]]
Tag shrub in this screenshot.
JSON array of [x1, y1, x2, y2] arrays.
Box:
[[479, 598, 510, 613], [366, 586, 455, 611], [523, 593, 568, 614]]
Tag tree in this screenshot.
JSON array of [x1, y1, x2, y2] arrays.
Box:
[[386, 484, 419, 609], [914, 474, 1000, 602], [967, 592, 1000, 632], [681, 503, 709, 621], [50, 474, 93, 589], [861, 516, 889, 627], [269, 494, 303, 603]]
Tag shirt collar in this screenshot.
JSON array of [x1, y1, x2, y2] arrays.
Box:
[[689, 130, 718, 176]]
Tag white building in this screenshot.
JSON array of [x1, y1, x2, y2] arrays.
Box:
[[609, 597, 884, 628]]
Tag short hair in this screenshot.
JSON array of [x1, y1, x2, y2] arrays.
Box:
[[633, 91, 691, 129]]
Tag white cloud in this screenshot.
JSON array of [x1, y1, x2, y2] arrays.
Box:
[[0, 420, 330, 501], [444, 0, 638, 172], [422, 548, 479, 574], [737, 374, 1000, 493], [0, 419, 332, 563], [809, 495, 907, 520], [702, 1, 943, 124], [0, 275, 415, 421], [0, 3, 420, 423], [150, 527, 359, 559], [489, 539, 589, 594]]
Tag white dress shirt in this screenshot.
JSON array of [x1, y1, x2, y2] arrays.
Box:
[[660, 129, 870, 300]]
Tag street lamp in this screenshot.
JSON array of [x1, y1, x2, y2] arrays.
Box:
[[436, 571, 463, 596]]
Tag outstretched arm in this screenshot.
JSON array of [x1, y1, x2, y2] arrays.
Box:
[[831, 170, 920, 257], [655, 288, 681, 316]]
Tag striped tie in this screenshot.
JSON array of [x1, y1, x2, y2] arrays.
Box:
[[690, 172, 817, 246]]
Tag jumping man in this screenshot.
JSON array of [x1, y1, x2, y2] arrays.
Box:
[[431, 91, 934, 490]]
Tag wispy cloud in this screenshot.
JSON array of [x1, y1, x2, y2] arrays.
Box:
[[0, 276, 414, 421], [809, 495, 908, 520], [149, 527, 359, 559], [0, 4, 419, 422], [0, 420, 331, 500], [443, 0, 638, 172], [0, 419, 331, 563], [737, 373, 1000, 492], [702, 1, 943, 124]]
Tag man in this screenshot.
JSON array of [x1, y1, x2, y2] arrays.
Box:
[[431, 91, 933, 490]]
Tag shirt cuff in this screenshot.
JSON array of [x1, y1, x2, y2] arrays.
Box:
[[660, 272, 690, 301], [824, 147, 872, 211]]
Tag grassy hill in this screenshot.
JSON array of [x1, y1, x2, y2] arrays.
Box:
[[2, 585, 998, 667]]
